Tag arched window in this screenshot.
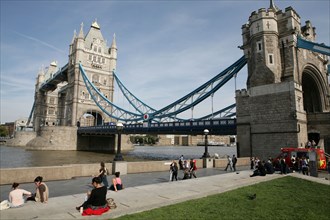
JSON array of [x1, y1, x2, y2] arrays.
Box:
[[302, 72, 322, 113], [89, 54, 92, 61], [102, 58, 105, 63], [94, 46, 97, 52], [98, 47, 101, 53], [97, 56, 101, 63], [92, 74, 99, 83]]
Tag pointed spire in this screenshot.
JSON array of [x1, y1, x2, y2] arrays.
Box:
[[111, 33, 117, 49], [269, 0, 278, 11], [38, 66, 45, 76], [91, 19, 100, 29], [78, 22, 84, 39], [71, 29, 77, 44]]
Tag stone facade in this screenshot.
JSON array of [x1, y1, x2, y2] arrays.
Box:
[[237, 3, 330, 159], [157, 134, 232, 146], [28, 21, 119, 150], [33, 21, 117, 131]]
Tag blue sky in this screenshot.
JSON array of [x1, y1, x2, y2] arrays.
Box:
[[1, 0, 329, 123]]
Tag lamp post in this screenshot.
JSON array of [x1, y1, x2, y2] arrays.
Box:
[[202, 129, 210, 158], [114, 122, 124, 161]]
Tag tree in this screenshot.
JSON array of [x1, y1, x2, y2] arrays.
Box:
[[0, 125, 9, 137]]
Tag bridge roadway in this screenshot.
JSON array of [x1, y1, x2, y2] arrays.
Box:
[[78, 118, 236, 135]]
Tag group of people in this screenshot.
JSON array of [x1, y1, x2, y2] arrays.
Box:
[[250, 158, 275, 177], [224, 155, 238, 172], [1, 176, 49, 210], [2, 161, 123, 215], [249, 155, 314, 177], [173, 156, 197, 181], [75, 162, 124, 214]]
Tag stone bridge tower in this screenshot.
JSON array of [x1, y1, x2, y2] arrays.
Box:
[[34, 21, 117, 129], [60, 21, 117, 127], [236, 2, 330, 159], [31, 21, 118, 150]]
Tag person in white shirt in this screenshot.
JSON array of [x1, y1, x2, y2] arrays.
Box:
[[224, 155, 233, 171], [9, 182, 32, 208]]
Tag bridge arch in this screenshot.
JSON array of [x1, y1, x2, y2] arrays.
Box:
[[301, 64, 327, 113], [79, 111, 104, 126]]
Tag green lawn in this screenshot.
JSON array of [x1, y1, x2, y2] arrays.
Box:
[[115, 176, 330, 220]]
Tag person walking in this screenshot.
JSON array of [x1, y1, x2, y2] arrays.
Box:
[[250, 157, 255, 169], [171, 161, 178, 181], [178, 155, 184, 170], [232, 155, 238, 172], [97, 162, 109, 188], [224, 155, 233, 171], [189, 159, 197, 178]]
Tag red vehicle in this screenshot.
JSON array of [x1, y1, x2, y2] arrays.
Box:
[[275, 147, 327, 170]]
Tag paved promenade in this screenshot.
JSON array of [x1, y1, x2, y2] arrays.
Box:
[[0, 168, 329, 220]]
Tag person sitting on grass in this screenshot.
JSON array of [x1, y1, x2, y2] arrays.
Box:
[[109, 172, 124, 192]]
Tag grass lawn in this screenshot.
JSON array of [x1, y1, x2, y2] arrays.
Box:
[[115, 176, 330, 220]]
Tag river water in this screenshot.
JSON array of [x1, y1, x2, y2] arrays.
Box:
[[0, 145, 236, 168]]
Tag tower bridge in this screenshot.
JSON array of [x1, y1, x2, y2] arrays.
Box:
[[22, 1, 329, 159]]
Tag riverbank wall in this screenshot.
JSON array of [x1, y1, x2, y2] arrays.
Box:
[[0, 158, 250, 185]]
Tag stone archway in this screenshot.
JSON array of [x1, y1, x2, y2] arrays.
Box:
[[301, 68, 323, 113], [80, 111, 104, 126]]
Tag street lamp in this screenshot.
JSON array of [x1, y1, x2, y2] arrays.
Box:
[[202, 129, 210, 158], [114, 122, 124, 161]]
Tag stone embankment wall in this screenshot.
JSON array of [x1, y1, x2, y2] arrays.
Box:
[[0, 158, 250, 185], [6, 131, 36, 147], [26, 126, 77, 150]]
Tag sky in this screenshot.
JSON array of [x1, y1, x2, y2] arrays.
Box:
[[1, 0, 329, 123]]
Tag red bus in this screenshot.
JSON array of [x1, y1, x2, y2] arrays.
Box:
[[275, 147, 327, 170]]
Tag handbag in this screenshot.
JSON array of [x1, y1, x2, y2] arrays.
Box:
[[0, 200, 10, 210], [106, 198, 117, 209]]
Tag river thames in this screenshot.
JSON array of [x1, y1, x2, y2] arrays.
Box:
[[0, 145, 236, 168]]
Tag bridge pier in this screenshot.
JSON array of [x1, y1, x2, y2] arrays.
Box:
[[77, 133, 133, 152]]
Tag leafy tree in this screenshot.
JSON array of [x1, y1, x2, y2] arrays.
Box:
[[0, 126, 9, 137], [130, 135, 159, 145]]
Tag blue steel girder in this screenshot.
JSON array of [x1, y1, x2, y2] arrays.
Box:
[[26, 100, 35, 126], [80, 55, 246, 123], [77, 118, 237, 135], [113, 71, 185, 122], [149, 56, 247, 120], [197, 103, 236, 120], [113, 72, 156, 114], [79, 63, 144, 122], [39, 63, 68, 92], [297, 36, 330, 56]]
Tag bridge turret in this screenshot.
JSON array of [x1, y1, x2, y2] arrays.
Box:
[[241, 6, 281, 89], [237, 1, 330, 159], [301, 20, 316, 42], [110, 33, 117, 71], [69, 30, 76, 55], [61, 20, 117, 127]]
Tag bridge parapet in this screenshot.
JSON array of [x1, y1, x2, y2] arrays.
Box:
[[78, 119, 237, 135]]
